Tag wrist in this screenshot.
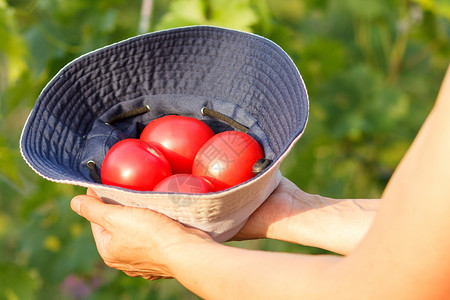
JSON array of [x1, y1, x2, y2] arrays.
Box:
[[268, 192, 379, 254], [162, 229, 218, 277]]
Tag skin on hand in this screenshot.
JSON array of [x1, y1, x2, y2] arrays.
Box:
[[232, 176, 299, 241], [234, 177, 379, 255], [70, 189, 213, 280]]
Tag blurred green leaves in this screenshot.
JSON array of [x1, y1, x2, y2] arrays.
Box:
[[0, 0, 449, 298], [414, 0, 450, 19], [156, 0, 257, 31], [0, 262, 40, 300], [0, 0, 27, 87]]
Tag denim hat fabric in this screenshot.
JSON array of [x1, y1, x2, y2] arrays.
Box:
[[20, 26, 309, 241]]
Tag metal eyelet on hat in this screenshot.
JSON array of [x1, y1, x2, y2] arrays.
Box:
[[252, 158, 272, 175]]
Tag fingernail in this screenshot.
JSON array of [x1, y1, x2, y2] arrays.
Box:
[[71, 196, 81, 215]]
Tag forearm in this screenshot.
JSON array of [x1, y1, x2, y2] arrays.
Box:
[[264, 187, 379, 255], [167, 240, 343, 300]]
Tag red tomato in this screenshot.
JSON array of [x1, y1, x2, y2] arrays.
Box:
[[192, 131, 264, 191], [140, 115, 215, 174], [101, 138, 171, 191], [153, 174, 215, 194]]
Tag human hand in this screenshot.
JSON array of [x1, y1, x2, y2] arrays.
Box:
[[70, 189, 213, 280], [232, 176, 302, 241], [233, 176, 378, 255]]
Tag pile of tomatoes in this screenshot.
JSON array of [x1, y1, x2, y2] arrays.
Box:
[[100, 115, 264, 193]]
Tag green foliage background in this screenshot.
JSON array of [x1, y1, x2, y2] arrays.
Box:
[[1, 0, 449, 299]]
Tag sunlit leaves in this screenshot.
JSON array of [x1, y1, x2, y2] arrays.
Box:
[[156, 0, 206, 28], [208, 0, 258, 31], [0, 1, 27, 86], [414, 0, 450, 20], [156, 0, 257, 31]]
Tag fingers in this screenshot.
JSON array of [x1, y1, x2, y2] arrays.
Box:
[[122, 270, 174, 281], [90, 222, 110, 243], [71, 194, 119, 230], [90, 222, 112, 258]]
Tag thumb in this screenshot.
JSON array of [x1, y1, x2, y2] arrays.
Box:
[[70, 194, 118, 229]]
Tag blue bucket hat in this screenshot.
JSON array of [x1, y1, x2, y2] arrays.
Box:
[[20, 26, 309, 241]]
